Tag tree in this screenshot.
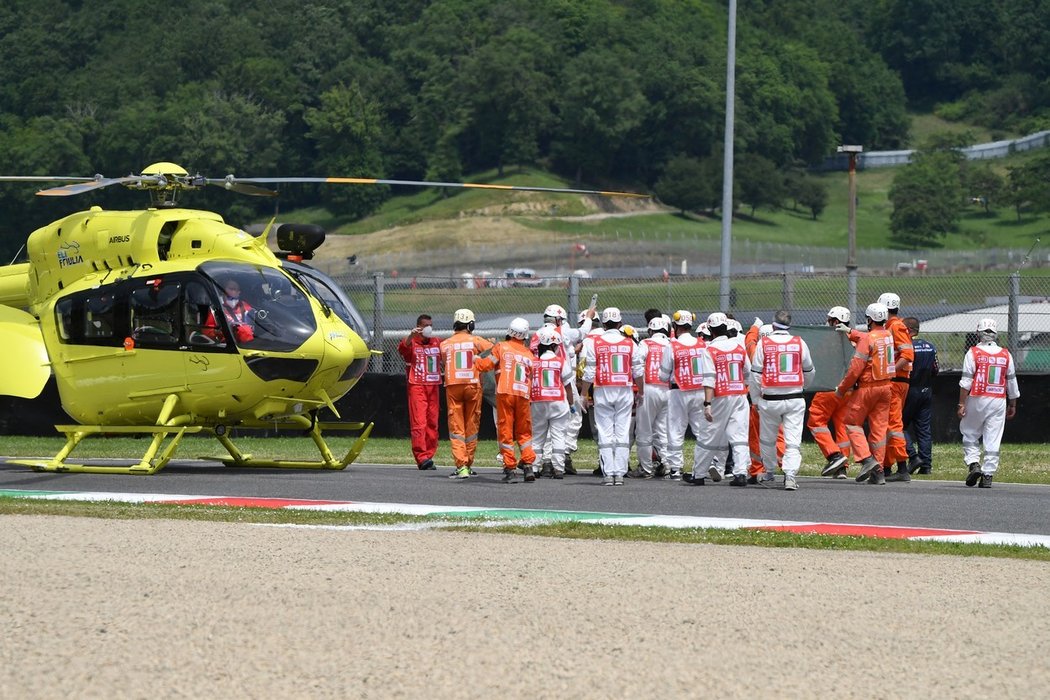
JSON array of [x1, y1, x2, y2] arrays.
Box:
[[794, 177, 829, 220], [736, 153, 785, 216], [888, 151, 964, 248], [653, 155, 715, 215], [460, 28, 555, 174], [551, 48, 648, 184], [965, 164, 1004, 214], [1004, 156, 1050, 222], [425, 121, 466, 197], [305, 83, 388, 219], [734, 44, 838, 166]]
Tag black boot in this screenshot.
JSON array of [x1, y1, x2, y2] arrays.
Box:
[[886, 461, 911, 482]]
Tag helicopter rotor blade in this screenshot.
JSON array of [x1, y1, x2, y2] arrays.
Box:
[[34, 176, 146, 197], [0, 176, 95, 184], [1, 167, 649, 199], [219, 176, 650, 199], [204, 177, 279, 197]]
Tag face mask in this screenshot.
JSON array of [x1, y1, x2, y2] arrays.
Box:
[[421, 325, 433, 338]]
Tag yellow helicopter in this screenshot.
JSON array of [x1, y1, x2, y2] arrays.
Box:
[[0, 162, 646, 475]]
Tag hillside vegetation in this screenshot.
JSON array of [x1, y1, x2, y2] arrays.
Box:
[[305, 146, 1050, 269], [2, 0, 1049, 261]]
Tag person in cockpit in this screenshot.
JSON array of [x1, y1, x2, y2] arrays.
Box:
[[219, 278, 255, 342]]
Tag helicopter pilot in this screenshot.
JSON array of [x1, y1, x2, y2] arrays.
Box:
[[220, 279, 255, 343], [200, 279, 255, 344]]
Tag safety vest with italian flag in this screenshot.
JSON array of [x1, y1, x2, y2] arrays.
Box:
[[531, 355, 568, 402], [642, 337, 669, 387], [440, 332, 493, 386], [760, 335, 805, 389], [409, 342, 442, 385], [490, 341, 534, 398], [865, 328, 895, 382], [970, 345, 1011, 398], [594, 336, 634, 387], [671, 338, 707, 392], [708, 345, 748, 396]]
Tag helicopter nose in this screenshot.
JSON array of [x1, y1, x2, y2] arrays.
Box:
[[320, 327, 370, 384]]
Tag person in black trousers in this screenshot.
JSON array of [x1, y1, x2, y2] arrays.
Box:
[[902, 317, 938, 474]]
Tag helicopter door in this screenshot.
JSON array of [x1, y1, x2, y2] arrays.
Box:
[[181, 279, 242, 391], [120, 279, 188, 401]]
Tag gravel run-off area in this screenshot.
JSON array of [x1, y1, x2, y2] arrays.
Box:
[[3, 515, 1048, 699]]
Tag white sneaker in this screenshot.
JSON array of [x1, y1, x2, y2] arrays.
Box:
[[603, 475, 615, 486], [613, 476, 624, 486], [708, 466, 723, 483], [784, 475, 798, 491]]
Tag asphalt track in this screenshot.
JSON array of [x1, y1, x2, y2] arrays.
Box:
[[1, 457, 1048, 536]]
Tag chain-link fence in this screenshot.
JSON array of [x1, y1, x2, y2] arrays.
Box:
[[338, 271, 1050, 375]]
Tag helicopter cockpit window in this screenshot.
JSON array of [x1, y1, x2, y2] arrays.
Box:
[[130, 280, 181, 346], [282, 261, 370, 340], [200, 261, 317, 352]]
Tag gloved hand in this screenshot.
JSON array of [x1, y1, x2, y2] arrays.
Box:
[[835, 323, 850, 333], [753, 317, 763, 327]]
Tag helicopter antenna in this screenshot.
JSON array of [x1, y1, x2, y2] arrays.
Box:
[[8, 243, 26, 265]]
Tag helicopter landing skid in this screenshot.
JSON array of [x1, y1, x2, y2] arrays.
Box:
[[11, 424, 203, 475], [208, 420, 375, 470]]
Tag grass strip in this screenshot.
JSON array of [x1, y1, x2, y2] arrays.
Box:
[[2, 497, 1048, 562]]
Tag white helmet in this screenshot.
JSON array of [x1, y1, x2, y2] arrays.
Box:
[[707, 312, 729, 328], [536, 325, 560, 346], [601, 307, 622, 324], [453, 308, 475, 324], [727, 318, 743, 333], [877, 292, 900, 310], [672, 310, 693, 326], [508, 317, 530, 339], [543, 304, 567, 321], [578, 310, 589, 324], [827, 306, 851, 324], [647, 316, 671, 333], [759, 323, 774, 337], [697, 322, 711, 337], [976, 318, 998, 334], [865, 302, 889, 323]]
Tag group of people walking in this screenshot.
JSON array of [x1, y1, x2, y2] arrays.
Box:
[[397, 293, 1018, 490]]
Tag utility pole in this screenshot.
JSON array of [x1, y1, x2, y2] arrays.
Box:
[[839, 145, 863, 320], [719, 0, 737, 311]]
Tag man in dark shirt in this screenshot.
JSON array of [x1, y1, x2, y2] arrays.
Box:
[[902, 317, 938, 474]]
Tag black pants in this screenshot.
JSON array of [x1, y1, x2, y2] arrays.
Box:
[[902, 386, 932, 465]]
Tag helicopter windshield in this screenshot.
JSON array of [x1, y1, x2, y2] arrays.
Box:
[[281, 259, 370, 342], [199, 262, 316, 352]]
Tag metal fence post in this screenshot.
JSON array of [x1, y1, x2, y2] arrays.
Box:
[[1009, 272, 1020, 353], [567, 274, 580, 321], [372, 272, 386, 373], [782, 272, 795, 314]]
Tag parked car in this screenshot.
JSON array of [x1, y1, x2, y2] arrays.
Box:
[[501, 267, 549, 288]]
